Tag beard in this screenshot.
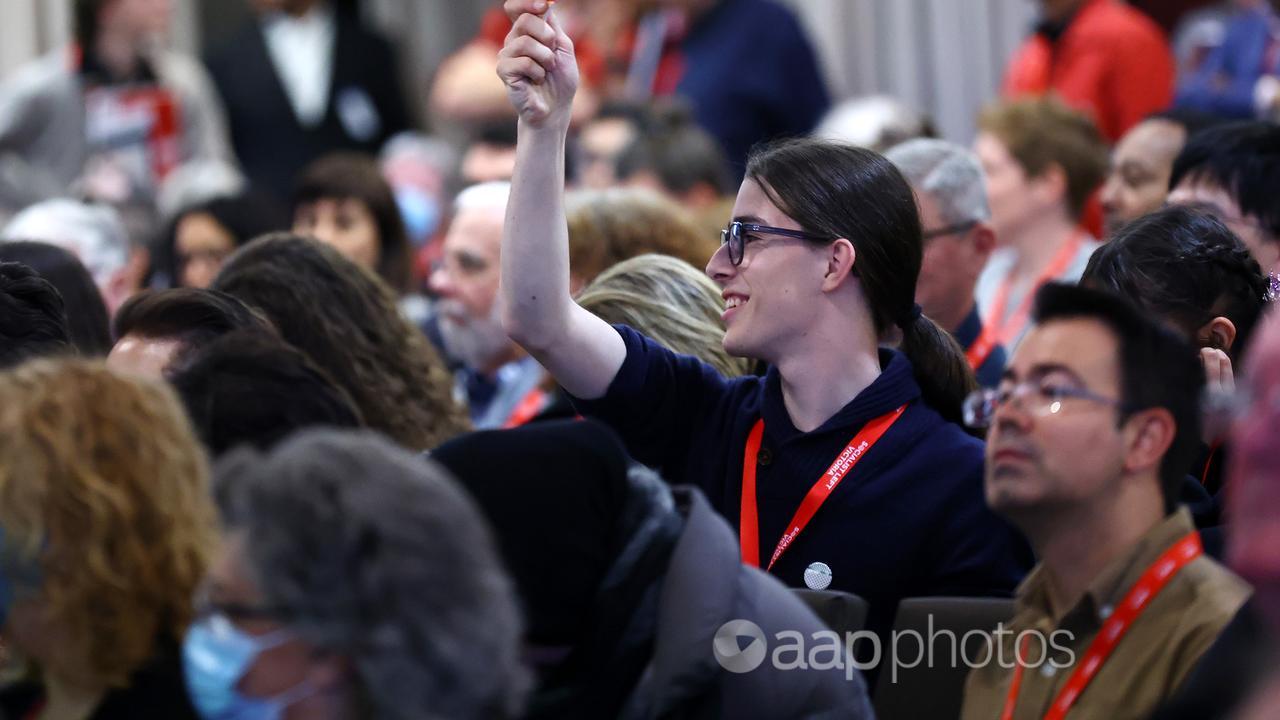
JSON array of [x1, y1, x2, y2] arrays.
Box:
[[436, 299, 516, 374]]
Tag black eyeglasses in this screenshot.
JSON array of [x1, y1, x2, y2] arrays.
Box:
[[719, 221, 833, 266], [921, 220, 979, 241]]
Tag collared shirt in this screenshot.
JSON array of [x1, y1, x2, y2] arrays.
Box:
[[1004, 0, 1175, 141], [962, 508, 1251, 720], [458, 354, 547, 430], [262, 2, 335, 127], [952, 305, 1007, 389]]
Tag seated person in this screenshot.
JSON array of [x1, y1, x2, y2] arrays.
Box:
[[154, 191, 288, 289], [187, 428, 527, 719], [0, 241, 112, 356], [433, 419, 874, 719], [565, 186, 719, 290], [292, 153, 415, 296], [1100, 109, 1222, 238], [576, 253, 754, 378], [1167, 120, 1280, 276], [428, 182, 551, 429], [169, 329, 363, 456], [974, 97, 1108, 350], [107, 287, 271, 377], [0, 359, 218, 719], [213, 233, 468, 450], [1082, 205, 1268, 534], [0, 261, 72, 369], [497, 1, 1030, 658], [887, 138, 1005, 387], [960, 283, 1251, 719]]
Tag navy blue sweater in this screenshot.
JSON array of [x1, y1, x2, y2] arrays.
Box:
[[676, 0, 830, 175], [572, 326, 1032, 639]]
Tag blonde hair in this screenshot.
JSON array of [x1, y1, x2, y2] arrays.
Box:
[[0, 359, 216, 689], [577, 254, 752, 378], [566, 188, 719, 286]]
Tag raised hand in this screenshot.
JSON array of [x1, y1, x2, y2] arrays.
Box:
[[498, 0, 579, 131]]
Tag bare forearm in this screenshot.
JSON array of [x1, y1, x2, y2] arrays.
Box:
[[501, 122, 572, 349]]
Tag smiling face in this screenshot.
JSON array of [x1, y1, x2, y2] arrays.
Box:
[[985, 318, 1129, 518], [704, 178, 832, 362]]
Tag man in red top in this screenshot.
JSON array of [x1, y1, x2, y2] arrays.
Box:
[[1003, 0, 1176, 142]]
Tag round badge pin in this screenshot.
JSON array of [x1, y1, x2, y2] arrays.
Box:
[[803, 561, 833, 591]]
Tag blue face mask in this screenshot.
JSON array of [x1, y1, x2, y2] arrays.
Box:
[[183, 614, 313, 720]]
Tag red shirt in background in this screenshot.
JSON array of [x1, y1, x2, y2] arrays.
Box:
[[1003, 0, 1175, 142], [478, 8, 609, 89]]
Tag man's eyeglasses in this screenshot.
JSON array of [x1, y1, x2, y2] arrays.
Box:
[[719, 221, 833, 266], [922, 220, 979, 241], [963, 380, 1128, 429]]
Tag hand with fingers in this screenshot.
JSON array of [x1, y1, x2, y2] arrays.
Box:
[[498, 0, 579, 130]]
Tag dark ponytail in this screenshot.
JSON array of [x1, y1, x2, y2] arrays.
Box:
[[745, 138, 977, 425]]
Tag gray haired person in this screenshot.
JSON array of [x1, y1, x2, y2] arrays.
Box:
[[886, 138, 1006, 387], [183, 429, 528, 720]]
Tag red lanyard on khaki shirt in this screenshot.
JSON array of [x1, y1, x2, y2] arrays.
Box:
[[1000, 531, 1204, 720], [739, 404, 907, 570], [986, 231, 1085, 347]]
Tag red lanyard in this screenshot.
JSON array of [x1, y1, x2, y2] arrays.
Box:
[[966, 322, 1000, 372], [1000, 531, 1203, 720], [986, 231, 1085, 347], [502, 387, 548, 429], [739, 404, 907, 570], [1200, 442, 1221, 487]]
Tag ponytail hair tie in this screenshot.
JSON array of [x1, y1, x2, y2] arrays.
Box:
[[897, 303, 923, 329]]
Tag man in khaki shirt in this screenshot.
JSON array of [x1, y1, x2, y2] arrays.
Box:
[[960, 283, 1250, 720]]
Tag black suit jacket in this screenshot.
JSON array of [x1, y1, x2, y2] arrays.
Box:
[[205, 11, 411, 202]]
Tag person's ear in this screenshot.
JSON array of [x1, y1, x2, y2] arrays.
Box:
[[967, 222, 997, 271], [1197, 316, 1238, 354], [1122, 407, 1176, 478], [1032, 163, 1069, 208], [821, 238, 856, 292]]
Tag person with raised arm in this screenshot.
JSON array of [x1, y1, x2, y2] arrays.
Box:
[[496, 0, 1030, 650]]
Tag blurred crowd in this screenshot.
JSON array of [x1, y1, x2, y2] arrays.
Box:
[[2, 0, 1280, 718]]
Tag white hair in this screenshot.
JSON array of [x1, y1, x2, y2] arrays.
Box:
[[0, 199, 131, 291], [885, 138, 991, 226], [453, 181, 511, 215], [814, 95, 931, 153]]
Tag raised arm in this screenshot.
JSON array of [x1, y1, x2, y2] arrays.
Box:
[[496, 0, 625, 399]]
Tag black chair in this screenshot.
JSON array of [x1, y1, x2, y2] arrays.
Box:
[[793, 589, 870, 637], [872, 596, 1016, 720]]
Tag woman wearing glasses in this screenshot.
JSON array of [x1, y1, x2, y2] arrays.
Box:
[[496, 0, 1030, 641]]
